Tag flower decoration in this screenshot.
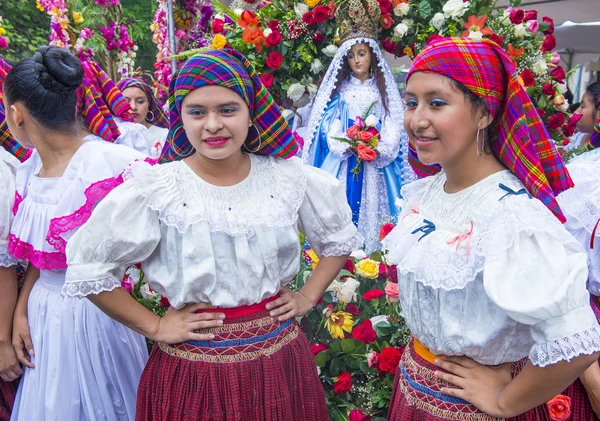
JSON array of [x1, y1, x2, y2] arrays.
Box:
[[326, 311, 354, 339], [546, 394, 571, 421], [0, 16, 7, 50]]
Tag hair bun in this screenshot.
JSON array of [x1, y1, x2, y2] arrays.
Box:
[[34, 46, 84, 94]]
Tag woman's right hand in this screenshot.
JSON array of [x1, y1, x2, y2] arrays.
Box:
[[152, 302, 225, 344], [0, 339, 22, 381], [12, 311, 34, 369]]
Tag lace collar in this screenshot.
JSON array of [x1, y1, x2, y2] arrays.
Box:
[[348, 75, 375, 87]]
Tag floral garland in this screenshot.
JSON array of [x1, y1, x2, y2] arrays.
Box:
[[151, 0, 213, 101], [0, 16, 7, 50]]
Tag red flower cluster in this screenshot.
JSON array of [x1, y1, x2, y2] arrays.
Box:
[[363, 289, 385, 301], [379, 346, 403, 373], [266, 51, 283, 69], [333, 372, 353, 393], [520, 69, 535, 87], [260, 73, 274, 88], [310, 343, 328, 355], [352, 320, 377, 343], [541, 34, 556, 53], [302, 5, 331, 26]]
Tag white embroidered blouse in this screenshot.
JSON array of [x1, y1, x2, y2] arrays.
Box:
[[382, 170, 600, 367], [64, 155, 363, 309]]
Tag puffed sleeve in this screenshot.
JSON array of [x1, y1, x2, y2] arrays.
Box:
[[63, 175, 161, 297], [298, 165, 363, 256], [483, 204, 600, 367], [0, 161, 16, 267], [327, 118, 352, 159]]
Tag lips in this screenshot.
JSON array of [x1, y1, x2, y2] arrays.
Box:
[[204, 136, 230, 147]]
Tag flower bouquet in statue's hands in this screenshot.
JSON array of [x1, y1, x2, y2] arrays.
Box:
[[333, 101, 380, 176]]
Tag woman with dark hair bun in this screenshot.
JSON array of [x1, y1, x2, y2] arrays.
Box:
[[3, 46, 148, 421]]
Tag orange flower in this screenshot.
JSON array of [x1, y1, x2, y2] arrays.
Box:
[[507, 44, 525, 60], [546, 394, 571, 421], [462, 15, 493, 37], [238, 11, 265, 51]]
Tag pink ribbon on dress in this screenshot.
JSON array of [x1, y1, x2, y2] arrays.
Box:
[[402, 203, 420, 220], [447, 221, 475, 256]]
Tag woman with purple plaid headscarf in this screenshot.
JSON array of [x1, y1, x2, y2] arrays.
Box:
[[381, 37, 600, 421], [64, 48, 363, 420]]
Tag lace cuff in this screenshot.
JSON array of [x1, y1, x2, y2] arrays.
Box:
[[320, 231, 364, 257], [327, 119, 351, 159], [0, 253, 17, 267], [529, 325, 600, 367], [62, 275, 123, 298]]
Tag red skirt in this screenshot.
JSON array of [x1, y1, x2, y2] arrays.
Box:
[[136, 297, 328, 421], [388, 338, 550, 421], [0, 379, 18, 421]]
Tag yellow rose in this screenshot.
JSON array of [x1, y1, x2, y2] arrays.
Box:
[[212, 34, 227, 50], [355, 258, 379, 279], [403, 46, 414, 58], [72, 12, 84, 25], [0, 28, 5, 36], [304, 0, 320, 8]]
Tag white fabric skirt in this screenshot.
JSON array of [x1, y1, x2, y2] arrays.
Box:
[[11, 270, 148, 421]]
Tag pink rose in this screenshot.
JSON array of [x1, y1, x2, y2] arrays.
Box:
[[546, 394, 571, 421], [385, 281, 399, 302], [367, 351, 380, 368], [526, 20, 539, 33]]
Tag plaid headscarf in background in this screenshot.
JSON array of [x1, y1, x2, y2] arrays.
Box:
[[117, 77, 168, 129], [406, 37, 572, 222], [0, 58, 31, 162], [160, 48, 298, 163]]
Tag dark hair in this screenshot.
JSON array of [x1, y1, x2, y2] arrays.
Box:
[[585, 82, 600, 110], [335, 44, 390, 116], [4, 46, 84, 132]]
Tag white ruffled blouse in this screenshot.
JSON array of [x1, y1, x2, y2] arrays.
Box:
[[382, 170, 600, 367], [64, 155, 363, 309], [0, 150, 17, 268]]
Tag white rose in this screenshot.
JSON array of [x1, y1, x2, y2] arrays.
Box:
[[365, 115, 379, 128], [532, 59, 548, 76], [307, 84, 318, 99], [350, 249, 367, 260], [556, 83, 567, 94], [557, 102, 569, 112], [467, 30, 483, 40], [287, 83, 306, 102], [401, 18, 414, 27], [430, 12, 445, 30], [282, 109, 294, 120], [140, 283, 159, 301], [336, 278, 361, 304], [513, 23, 526, 38], [443, 0, 469, 19], [125, 266, 142, 284], [263, 28, 273, 38], [294, 2, 309, 17], [322, 44, 338, 57], [393, 23, 409, 38], [370, 315, 390, 327], [310, 58, 324, 74], [393, 2, 410, 17]]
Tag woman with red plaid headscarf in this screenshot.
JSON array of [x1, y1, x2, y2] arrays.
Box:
[[382, 37, 600, 420]]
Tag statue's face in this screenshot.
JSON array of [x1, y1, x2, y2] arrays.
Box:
[[347, 42, 372, 81]]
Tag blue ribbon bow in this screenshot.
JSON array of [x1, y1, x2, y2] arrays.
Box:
[[498, 183, 531, 201], [411, 219, 436, 241]]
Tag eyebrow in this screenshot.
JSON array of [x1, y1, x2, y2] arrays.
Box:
[[404, 90, 446, 97], [184, 101, 241, 108]]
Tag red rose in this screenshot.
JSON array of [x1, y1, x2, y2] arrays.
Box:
[[260, 73, 274, 88], [333, 372, 353, 393], [159, 296, 170, 307], [379, 346, 403, 373], [346, 125, 360, 139], [313, 5, 329, 23], [313, 32, 325, 43], [212, 18, 224, 34], [542, 83, 555, 97], [266, 30, 282, 47], [488, 33, 504, 46], [520, 69, 535, 87], [546, 394, 571, 421], [561, 139, 570, 147], [378, 0, 392, 14], [310, 343, 328, 355], [550, 66, 566, 83], [363, 289, 385, 301], [385, 264, 398, 283], [356, 144, 377, 162], [266, 52, 283, 69], [547, 113, 565, 130], [357, 130, 374, 142], [268, 20, 279, 30], [524, 10, 538, 21], [382, 37, 397, 54], [380, 13, 393, 29], [563, 123, 576, 137], [541, 34, 556, 53], [379, 222, 395, 240], [509, 8, 525, 24], [536, 108, 546, 119], [426, 34, 444, 46], [542, 16, 554, 35], [344, 258, 355, 274], [569, 113, 583, 125], [302, 11, 315, 26], [349, 409, 371, 421], [378, 263, 387, 280], [353, 320, 377, 344], [345, 303, 360, 315]]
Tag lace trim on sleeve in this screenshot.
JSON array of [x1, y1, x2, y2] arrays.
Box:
[[529, 326, 600, 367], [320, 231, 365, 257], [0, 253, 17, 267], [62, 275, 123, 298]]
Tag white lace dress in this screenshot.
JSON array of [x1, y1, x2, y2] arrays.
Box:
[[9, 142, 149, 421], [63, 155, 363, 309], [382, 170, 600, 367]]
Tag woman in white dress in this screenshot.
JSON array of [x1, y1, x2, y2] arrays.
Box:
[[3, 46, 148, 421]]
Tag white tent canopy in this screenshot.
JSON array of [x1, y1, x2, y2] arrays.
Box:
[[555, 20, 600, 68]]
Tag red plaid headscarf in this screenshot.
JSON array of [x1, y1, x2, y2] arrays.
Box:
[[406, 37, 572, 222]]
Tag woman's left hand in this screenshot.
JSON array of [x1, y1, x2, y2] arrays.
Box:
[[266, 286, 315, 321], [434, 356, 513, 418]]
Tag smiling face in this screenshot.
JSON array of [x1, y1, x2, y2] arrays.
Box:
[[575, 92, 600, 134], [122, 87, 150, 126], [404, 71, 491, 169], [347, 42, 372, 81], [180, 85, 252, 161]]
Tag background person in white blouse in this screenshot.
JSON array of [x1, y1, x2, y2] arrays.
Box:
[[63, 49, 362, 421], [383, 38, 600, 421]]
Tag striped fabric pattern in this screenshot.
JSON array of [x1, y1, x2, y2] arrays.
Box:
[[406, 38, 572, 222], [586, 117, 600, 150], [160, 48, 298, 163], [0, 59, 31, 162], [117, 77, 169, 129]]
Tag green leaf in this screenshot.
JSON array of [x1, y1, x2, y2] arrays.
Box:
[[341, 338, 357, 353], [418, 0, 433, 19], [315, 351, 330, 367], [538, 22, 551, 32]]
